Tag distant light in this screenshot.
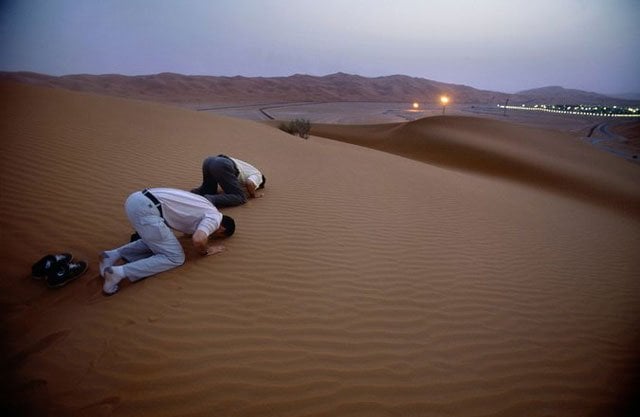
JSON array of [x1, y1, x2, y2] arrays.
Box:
[[413, 102, 420, 109], [440, 96, 449, 105], [494, 103, 640, 117]]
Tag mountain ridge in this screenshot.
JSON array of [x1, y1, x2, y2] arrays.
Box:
[[1, 71, 636, 106]]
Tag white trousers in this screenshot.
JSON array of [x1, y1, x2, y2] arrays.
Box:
[[115, 191, 185, 281]]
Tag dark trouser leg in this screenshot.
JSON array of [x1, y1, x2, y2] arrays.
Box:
[[192, 156, 220, 195], [203, 157, 247, 207]]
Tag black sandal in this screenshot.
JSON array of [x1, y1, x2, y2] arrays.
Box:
[[31, 253, 73, 279]]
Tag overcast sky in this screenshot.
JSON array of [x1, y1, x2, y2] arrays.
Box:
[[1, 0, 639, 94]]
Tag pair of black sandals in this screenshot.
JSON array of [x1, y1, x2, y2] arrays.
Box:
[[31, 253, 88, 288]]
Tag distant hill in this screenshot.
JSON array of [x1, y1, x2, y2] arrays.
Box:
[[510, 86, 634, 106], [1, 71, 636, 106]]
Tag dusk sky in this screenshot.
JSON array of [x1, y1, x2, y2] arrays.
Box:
[[1, 0, 639, 94]]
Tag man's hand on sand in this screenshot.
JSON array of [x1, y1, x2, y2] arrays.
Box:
[[193, 230, 225, 256], [205, 244, 225, 256]]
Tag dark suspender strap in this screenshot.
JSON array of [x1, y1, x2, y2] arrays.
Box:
[[142, 189, 163, 218]]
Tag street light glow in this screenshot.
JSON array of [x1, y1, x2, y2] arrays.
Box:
[[440, 95, 450, 115]]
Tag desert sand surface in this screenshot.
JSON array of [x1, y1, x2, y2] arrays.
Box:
[[1, 81, 640, 417]]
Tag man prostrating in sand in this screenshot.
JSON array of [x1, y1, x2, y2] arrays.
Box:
[[99, 188, 235, 295], [191, 155, 266, 207]]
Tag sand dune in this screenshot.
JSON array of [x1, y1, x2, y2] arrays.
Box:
[[311, 117, 640, 218], [1, 81, 639, 417], [4, 71, 636, 108], [1, 71, 502, 105]]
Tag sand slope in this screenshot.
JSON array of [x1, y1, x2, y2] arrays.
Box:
[[1, 82, 639, 417], [311, 117, 640, 219]]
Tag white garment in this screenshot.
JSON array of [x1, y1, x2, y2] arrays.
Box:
[[119, 191, 185, 281], [148, 187, 222, 236], [231, 157, 262, 189], [114, 188, 223, 281]]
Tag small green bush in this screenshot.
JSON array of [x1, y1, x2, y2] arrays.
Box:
[[279, 118, 311, 139]]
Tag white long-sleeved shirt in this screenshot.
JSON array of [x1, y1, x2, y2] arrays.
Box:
[[148, 188, 222, 236], [230, 157, 262, 189]]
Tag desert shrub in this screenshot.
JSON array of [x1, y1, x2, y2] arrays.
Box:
[[279, 118, 311, 139]]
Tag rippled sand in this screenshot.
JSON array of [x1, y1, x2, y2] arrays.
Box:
[[1, 82, 639, 417]]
